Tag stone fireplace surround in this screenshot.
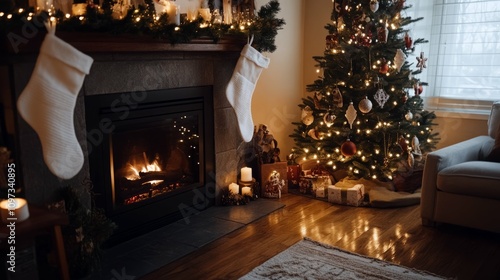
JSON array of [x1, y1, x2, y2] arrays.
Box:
[[2, 35, 246, 222]]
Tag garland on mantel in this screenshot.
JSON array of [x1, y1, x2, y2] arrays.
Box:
[[0, 0, 285, 53]]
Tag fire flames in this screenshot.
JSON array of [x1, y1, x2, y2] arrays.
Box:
[[125, 152, 164, 186]]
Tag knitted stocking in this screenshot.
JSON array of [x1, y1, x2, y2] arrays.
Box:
[[17, 21, 93, 179], [226, 37, 270, 142]]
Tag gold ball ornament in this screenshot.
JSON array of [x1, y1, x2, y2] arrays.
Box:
[[358, 97, 373, 114]]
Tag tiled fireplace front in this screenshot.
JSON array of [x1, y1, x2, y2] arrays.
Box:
[[2, 38, 246, 243]]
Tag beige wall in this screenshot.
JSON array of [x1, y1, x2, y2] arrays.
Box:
[[252, 0, 305, 157], [252, 0, 490, 154]]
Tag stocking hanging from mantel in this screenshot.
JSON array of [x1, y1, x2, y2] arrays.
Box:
[[17, 20, 94, 180], [226, 36, 270, 142]]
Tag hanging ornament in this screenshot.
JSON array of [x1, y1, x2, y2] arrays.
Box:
[[404, 32, 413, 50], [326, 34, 338, 50], [358, 96, 373, 114], [414, 83, 423, 96], [323, 111, 336, 127], [313, 92, 323, 109], [301, 106, 314, 126], [416, 52, 428, 71], [395, 0, 406, 11], [345, 102, 357, 129], [377, 23, 388, 43], [331, 86, 343, 108], [394, 49, 406, 73], [341, 139, 357, 157], [374, 88, 390, 108], [402, 91, 409, 103], [405, 110, 413, 121], [407, 150, 415, 167], [398, 135, 408, 151], [379, 58, 389, 74], [412, 136, 422, 156], [337, 16, 345, 31], [308, 128, 321, 140], [370, 0, 379, 12]]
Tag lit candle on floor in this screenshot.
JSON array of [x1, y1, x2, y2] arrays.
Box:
[[242, 186, 252, 196], [229, 183, 239, 195], [0, 198, 30, 223], [241, 167, 252, 182]]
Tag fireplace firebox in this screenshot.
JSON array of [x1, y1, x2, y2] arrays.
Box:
[[85, 86, 215, 244]]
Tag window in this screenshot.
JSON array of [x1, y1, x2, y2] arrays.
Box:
[[407, 0, 500, 116]]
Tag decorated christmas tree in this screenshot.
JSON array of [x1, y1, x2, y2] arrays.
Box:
[[290, 0, 439, 182]]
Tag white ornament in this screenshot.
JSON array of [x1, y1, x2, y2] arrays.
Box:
[[358, 97, 373, 114], [323, 112, 336, 127], [374, 88, 390, 108], [407, 151, 415, 167], [412, 135, 422, 156], [301, 106, 314, 125], [394, 49, 406, 73], [345, 102, 357, 129], [405, 111, 413, 121], [308, 128, 320, 140], [370, 0, 379, 12], [331, 86, 343, 108]]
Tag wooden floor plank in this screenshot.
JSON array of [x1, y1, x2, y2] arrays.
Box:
[[141, 194, 500, 280]]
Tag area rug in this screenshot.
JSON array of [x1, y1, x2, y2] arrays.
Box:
[[240, 238, 448, 280]]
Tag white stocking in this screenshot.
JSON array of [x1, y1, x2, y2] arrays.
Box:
[[17, 21, 93, 179], [226, 37, 270, 142]]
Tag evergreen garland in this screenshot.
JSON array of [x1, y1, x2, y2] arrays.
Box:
[[0, 0, 285, 53]]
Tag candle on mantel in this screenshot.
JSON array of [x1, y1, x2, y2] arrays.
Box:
[[0, 198, 30, 223], [241, 167, 252, 182], [241, 186, 252, 197], [229, 183, 239, 195], [166, 1, 180, 25]]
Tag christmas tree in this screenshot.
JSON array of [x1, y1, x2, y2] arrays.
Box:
[[290, 0, 439, 181]]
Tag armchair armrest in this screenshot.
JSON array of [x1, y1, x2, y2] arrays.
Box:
[[421, 135, 492, 221]]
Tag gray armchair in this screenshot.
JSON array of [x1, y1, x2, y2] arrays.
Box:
[[421, 101, 500, 233]]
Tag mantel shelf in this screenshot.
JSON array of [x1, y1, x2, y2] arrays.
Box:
[[1, 31, 247, 55]]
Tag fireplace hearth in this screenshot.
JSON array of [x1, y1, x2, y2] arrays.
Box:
[[85, 86, 215, 244]]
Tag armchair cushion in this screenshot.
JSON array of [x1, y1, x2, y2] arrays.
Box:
[[437, 161, 500, 200]]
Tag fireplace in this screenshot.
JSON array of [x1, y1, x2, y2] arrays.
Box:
[[85, 86, 215, 243], [2, 38, 244, 246]]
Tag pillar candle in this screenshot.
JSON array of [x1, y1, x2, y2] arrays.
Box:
[[167, 1, 180, 25], [229, 183, 239, 194], [0, 198, 30, 223], [241, 167, 252, 182], [241, 186, 252, 196], [198, 8, 211, 22]]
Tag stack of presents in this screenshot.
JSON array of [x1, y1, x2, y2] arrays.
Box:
[[287, 161, 367, 207]]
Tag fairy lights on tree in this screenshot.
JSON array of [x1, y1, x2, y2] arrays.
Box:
[[290, 0, 439, 181]]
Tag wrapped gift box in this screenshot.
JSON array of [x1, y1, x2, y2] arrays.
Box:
[[315, 187, 326, 198], [328, 184, 365, 206], [287, 164, 301, 189], [261, 162, 288, 198], [299, 175, 331, 195]]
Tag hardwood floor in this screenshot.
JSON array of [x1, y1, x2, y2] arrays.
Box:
[[142, 194, 500, 280]]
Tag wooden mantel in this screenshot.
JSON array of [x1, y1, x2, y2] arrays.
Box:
[[1, 31, 247, 55]]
